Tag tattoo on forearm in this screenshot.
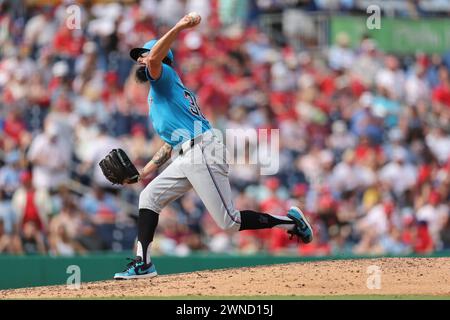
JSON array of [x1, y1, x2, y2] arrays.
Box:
[[152, 143, 172, 167]]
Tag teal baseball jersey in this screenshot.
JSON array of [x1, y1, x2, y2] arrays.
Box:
[[146, 64, 211, 147]]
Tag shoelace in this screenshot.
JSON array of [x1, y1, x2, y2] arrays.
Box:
[[123, 257, 142, 272]]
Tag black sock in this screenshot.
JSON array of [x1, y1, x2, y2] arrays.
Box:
[[137, 208, 159, 265], [239, 210, 295, 231]]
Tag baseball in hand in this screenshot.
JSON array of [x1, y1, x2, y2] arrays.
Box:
[[187, 12, 201, 25]]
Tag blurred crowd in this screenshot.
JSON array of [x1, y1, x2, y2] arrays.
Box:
[[0, 0, 449, 257]]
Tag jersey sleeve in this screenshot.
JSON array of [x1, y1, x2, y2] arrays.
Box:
[[146, 64, 175, 92]]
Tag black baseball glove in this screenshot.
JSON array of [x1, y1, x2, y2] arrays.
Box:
[[99, 149, 140, 185]]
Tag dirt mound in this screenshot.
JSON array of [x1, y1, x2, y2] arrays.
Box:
[[1, 258, 449, 299]]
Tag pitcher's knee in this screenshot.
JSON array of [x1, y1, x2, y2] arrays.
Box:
[[139, 187, 161, 213]]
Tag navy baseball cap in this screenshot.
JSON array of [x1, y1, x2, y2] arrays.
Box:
[[130, 39, 174, 63]]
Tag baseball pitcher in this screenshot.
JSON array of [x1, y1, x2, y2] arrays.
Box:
[[102, 13, 313, 279]]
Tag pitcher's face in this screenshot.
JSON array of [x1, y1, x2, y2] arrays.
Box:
[[137, 51, 150, 65]]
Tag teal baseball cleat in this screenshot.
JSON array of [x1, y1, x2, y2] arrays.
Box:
[[287, 206, 314, 244], [114, 257, 158, 280]]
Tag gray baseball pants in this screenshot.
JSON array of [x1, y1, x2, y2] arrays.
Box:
[[138, 130, 241, 231]]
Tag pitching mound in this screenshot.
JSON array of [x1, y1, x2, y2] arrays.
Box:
[[1, 258, 449, 299]]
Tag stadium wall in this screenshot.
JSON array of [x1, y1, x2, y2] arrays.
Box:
[[0, 253, 449, 290], [330, 16, 450, 54]]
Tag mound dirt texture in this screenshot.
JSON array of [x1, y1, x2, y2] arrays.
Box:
[[1, 258, 449, 298]]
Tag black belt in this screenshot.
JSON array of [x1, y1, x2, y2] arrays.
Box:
[[178, 132, 213, 155]]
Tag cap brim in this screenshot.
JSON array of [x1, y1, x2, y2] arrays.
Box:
[[130, 48, 150, 61]]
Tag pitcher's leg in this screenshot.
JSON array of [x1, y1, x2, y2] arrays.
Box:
[[183, 143, 294, 232], [137, 161, 191, 264], [139, 163, 191, 214], [135, 208, 159, 266], [182, 144, 241, 231], [239, 210, 295, 230], [115, 160, 193, 280], [183, 142, 313, 243]]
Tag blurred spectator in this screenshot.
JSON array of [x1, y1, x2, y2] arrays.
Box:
[[375, 55, 405, 101], [440, 215, 450, 250], [379, 226, 411, 255], [23, 6, 57, 51], [328, 32, 354, 71], [49, 196, 102, 254], [0, 219, 11, 253], [12, 171, 51, 234], [412, 221, 434, 254], [379, 150, 417, 197], [0, 149, 21, 198], [405, 64, 430, 105], [27, 119, 71, 190], [3, 109, 27, 145], [416, 191, 449, 249], [432, 66, 450, 108], [425, 127, 450, 164], [80, 185, 121, 224], [49, 224, 78, 256], [17, 221, 46, 255]]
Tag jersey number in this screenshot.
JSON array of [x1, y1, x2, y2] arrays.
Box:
[[184, 90, 205, 119]]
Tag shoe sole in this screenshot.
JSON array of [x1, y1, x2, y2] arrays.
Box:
[[288, 206, 314, 243], [114, 271, 158, 280]]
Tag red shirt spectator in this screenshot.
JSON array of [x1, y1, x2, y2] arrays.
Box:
[[53, 26, 84, 57], [354, 137, 383, 162], [22, 191, 43, 232], [413, 223, 434, 254], [432, 85, 450, 107], [3, 111, 26, 144], [12, 172, 49, 233], [432, 67, 450, 107]]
